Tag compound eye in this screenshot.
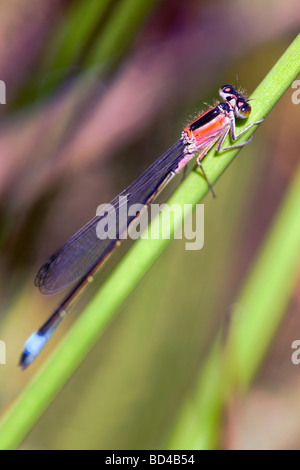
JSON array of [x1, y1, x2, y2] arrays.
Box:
[[221, 84, 234, 93], [237, 101, 251, 118], [219, 84, 236, 101]]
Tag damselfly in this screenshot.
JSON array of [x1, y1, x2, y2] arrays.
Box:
[[19, 85, 263, 368]]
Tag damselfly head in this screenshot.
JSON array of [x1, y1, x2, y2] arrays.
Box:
[[219, 84, 251, 119]]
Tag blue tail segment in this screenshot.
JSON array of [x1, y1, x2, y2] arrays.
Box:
[[19, 332, 50, 369], [19, 316, 63, 369]]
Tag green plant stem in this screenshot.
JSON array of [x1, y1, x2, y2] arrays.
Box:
[[0, 33, 299, 450]]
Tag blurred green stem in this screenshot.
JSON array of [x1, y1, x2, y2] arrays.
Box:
[[84, 0, 161, 69], [167, 160, 300, 450], [16, 0, 160, 103]]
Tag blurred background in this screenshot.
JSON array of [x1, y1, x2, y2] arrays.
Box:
[[0, 0, 299, 450]]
